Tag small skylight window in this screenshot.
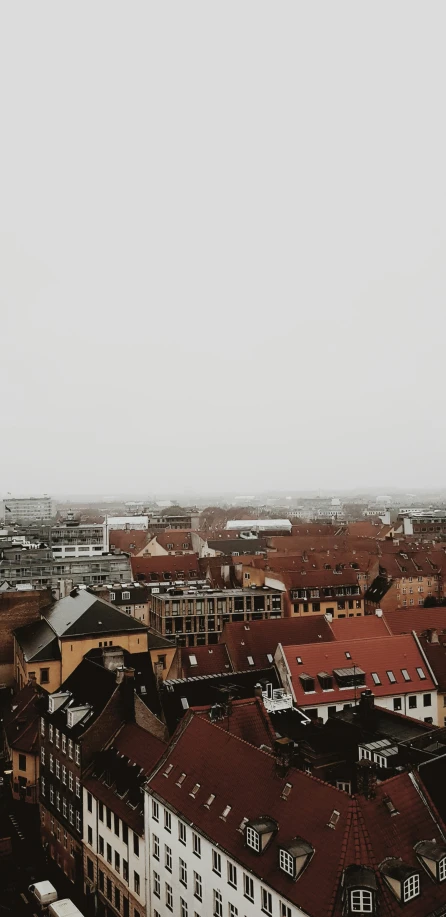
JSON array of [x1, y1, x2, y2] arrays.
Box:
[[247, 656, 255, 666], [181, 697, 189, 710], [327, 809, 340, 830], [204, 794, 215, 809], [371, 672, 381, 685], [267, 654, 274, 663], [416, 667, 426, 680], [189, 655, 198, 666], [220, 805, 231, 820], [386, 670, 396, 684], [345, 652, 351, 660], [163, 764, 173, 778], [296, 656, 303, 664], [281, 782, 293, 800], [140, 685, 147, 694], [189, 783, 200, 798], [401, 668, 411, 682], [238, 816, 249, 833], [176, 773, 187, 787]]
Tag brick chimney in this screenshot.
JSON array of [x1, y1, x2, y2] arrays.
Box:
[[358, 689, 376, 729]]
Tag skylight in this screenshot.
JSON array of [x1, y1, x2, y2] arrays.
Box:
[[401, 669, 411, 682], [267, 654, 274, 663], [181, 697, 189, 710], [371, 672, 381, 685], [176, 773, 186, 787], [296, 656, 303, 664], [204, 794, 215, 808], [386, 670, 396, 684], [281, 783, 293, 800], [163, 764, 173, 778], [416, 667, 426, 680], [220, 805, 231, 820], [327, 809, 340, 829], [189, 655, 198, 666], [345, 652, 351, 659], [247, 656, 254, 666], [189, 783, 200, 798]]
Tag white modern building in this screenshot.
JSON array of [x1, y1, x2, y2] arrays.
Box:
[[225, 519, 292, 533], [106, 516, 149, 531], [1, 495, 55, 523], [50, 520, 109, 558]]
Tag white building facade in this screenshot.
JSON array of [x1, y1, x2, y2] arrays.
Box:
[[1, 495, 55, 522]]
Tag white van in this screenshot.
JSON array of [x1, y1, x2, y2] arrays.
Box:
[[48, 901, 85, 917], [28, 881, 58, 908]]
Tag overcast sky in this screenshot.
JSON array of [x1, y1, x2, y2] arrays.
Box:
[[1, 3, 445, 497]]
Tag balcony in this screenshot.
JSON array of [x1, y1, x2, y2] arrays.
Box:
[[262, 688, 293, 712]]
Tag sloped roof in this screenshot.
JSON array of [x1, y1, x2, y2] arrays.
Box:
[[42, 657, 119, 736], [108, 529, 149, 555], [4, 683, 44, 754], [14, 618, 61, 662], [329, 615, 392, 640], [191, 697, 276, 749], [221, 616, 334, 672], [181, 644, 233, 678], [282, 635, 436, 707], [131, 554, 200, 580], [385, 607, 446, 635], [147, 716, 446, 917], [42, 589, 146, 637]]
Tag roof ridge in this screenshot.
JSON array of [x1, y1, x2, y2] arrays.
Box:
[[328, 799, 355, 917]]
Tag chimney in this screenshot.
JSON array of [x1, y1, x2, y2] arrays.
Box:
[[358, 689, 375, 723], [254, 683, 263, 700], [102, 646, 125, 671], [428, 629, 439, 644], [375, 607, 383, 617], [274, 737, 293, 777], [356, 758, 377, 799], [115, 666, 135, 685]]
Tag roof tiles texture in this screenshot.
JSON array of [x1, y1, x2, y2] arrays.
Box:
[[108, 529, 149, 555], [130, 554, 200, 580], [221, 616, 334, 672], [181, 644, 233, 678]]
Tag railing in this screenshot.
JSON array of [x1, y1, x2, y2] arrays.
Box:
[[262, 688, 293, 712]]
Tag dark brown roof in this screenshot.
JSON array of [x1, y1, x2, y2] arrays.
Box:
[[221, 616, 334, 671]]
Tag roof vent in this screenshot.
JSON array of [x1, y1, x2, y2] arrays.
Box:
[[163, 764, 173, 778], [220, 805, 231, 821], [383, 795, 399, 816], [176, 773, 186, 787], [327, 809, 341, 829], [189, 783, 200, 798], [238, 816, 249, 833], [204, 794, 215, 809], [281, 782, 293, 800]]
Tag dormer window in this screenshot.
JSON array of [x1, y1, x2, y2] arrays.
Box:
[[344, 865, 377, 915], [403, 875, 420, 902], [318, 672, 333, 691], [380, 858, 420, 904], [415, 840, 446, 883], [245, 817, 277, 854], [299, 674, 315, 693], [279, 838, 313, 879]]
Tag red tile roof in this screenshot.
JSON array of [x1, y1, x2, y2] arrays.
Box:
[[385, 607, 446, 635], [154, 530, 194, 552], [192, 697, 276, 748], [148, 715, 446, 917], [281, 635, 436, 707], [221, 616, 334, 672], [130, 554, 201, 580], [180, 644, 233, 678], [109, 529, 149, 555], [329, 615, 392, 640]]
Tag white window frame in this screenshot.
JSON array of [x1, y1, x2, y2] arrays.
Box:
[[403, 874, 420, 901], [261, 888, 273, 915], [246, 825, 260, 851], [279, 848, 295, 877], [439, 857, 446, 882], [351, 889, 373, 912], [244, 873, 254, 902], [212, 849, 221, 875]]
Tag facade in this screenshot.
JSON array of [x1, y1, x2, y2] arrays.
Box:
[[366, 550, 444, 614], [50, 521, 109, 558], [0, 546, 132, 592], [146, 513, 201, 531], [286, 570, 364, 619], [82, 723, 165, 917], [38, 658, 134, 887], [144, 712, 446, 917], [150, 586, 283, 647], [3, 682, 43, 803], [0, 586, 52, 685], [1, 495, 55, 523], [275, 634, 438, 724]]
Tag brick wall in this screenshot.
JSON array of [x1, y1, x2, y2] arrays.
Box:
[[0, 589, 53, 683]]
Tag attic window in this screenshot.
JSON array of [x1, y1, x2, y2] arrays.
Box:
[[279, 848, 294, 876], [122, 591, 130, 600], [189, 783, 200, 798], [281, 783, 292, 800], [245, 817, 277, 853], [267, 654, 274, 664], [371, 672, 381, 685], [246, 826, 260, 852], [163, 765, 173, 778], [318, 672, 333, 691], [296, 656, 303, 664], [401, 668, 411, 682], [176, 773, 187, 787], [403, 875, 420, 902], [416, 667, 426, 680], [299, 674, 315, 693], [345, 652, 351, 659], [247, 656, 255, 666], [220, 805, 231, 821], [279, 838, 314, 879], [189, 655, 198, 667], [327, 809, 340, 829], [204, 794, 215, 808], [181, 698, 189, 710], [386, 670, 396, 684]]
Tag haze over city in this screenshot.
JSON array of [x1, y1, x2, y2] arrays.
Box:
[[2, 3, 446, 494]]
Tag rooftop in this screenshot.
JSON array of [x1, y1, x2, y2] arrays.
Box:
[[221, 616, 334, 672], [42, 588, 147, 637]]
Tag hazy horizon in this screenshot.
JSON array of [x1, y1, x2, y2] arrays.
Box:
[[2, 3, 446, 494]]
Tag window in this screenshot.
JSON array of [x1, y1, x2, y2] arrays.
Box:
[[114, 814, 120, 836], [439, 857, 446, 882], [279, 848, 295, 876], [351, 889, 373, 912], [153, 834, 160, 860], [261, 888, 273, 915], [123, 859, 128, 882], [393, 698, 402, 711], [40, 717, 45, 737], [213, 889, 223, 917], [386, 670, 396, 684], [87, 826, 93, 845], [424, 693, 432, 707], [98, 835, 104, 856], [134, 871, 140, 895], [49, 724, 53, 743], [193, 832, 201, 857], [122, 591, 130, 600], [229, 906, 238, 917], [280, 906, 292, 917], [40, 668, 49, 684], [115, 851, 120, 873], [212, 849, 221, 875], [62, 765, 66, 784], [61, 734, 66, 753], [246, 826, 260, 852], [49, 753, 54, 772], [106, 878, 112, 901], [416, 667, 426, 680], [50, 785, 54, 804], [122, 823, 128, 844], [180, 899, 188, 917], [401, 668, 411, 682], [194, 871, 202, 900], [98, 801, 103, 822], [133, 832, 139, 856], [75, 777, 80, 798], [164, 809, 171, 832], [75, 744, 80, 765], [228, 861, 237, 888], [179, 821, 187, 845], [114, 888, 120, 911], [107, 843, 112, 864], [69, 803, 73, 824], [403, 874, 420, 901], [41, 776, 46, 796], [68, 739, 73, 759], [243, 872, 254, 901], [409, 695, 417, 708], [152, 799, 159, 821], [18, 753, 26, 772], [165, 844, 172, 872], [153, 870, 160, 897], [75, 811, 81, 833], [165, 882, 173, 911], [180, 857, 187, 886]]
